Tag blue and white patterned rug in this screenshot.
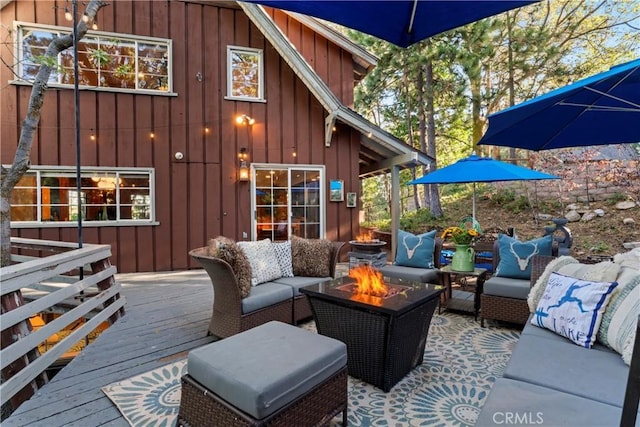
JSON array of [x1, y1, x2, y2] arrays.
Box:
[[102, 313, 520, 426]]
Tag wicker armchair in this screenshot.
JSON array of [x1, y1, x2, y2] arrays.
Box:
[[480, 248, 557, 327]]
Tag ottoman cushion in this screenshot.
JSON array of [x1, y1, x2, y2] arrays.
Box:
[[187, 321, 347, 419]]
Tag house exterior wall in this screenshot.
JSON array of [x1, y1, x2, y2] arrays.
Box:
[[1, 0, 361, 273]]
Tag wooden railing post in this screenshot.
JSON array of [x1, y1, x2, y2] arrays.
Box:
[[0, 290, 48, 421], [91, 258, 125, 323]]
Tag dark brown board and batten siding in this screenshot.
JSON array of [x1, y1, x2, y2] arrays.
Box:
[[2, 0, 360, 273]]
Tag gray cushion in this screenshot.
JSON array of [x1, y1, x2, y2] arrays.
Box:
[[378, 264, 438, 283], [483, 276, 530, 299], [476, 378, 635, 427], [503, 332, 630, 407], [187, 321, 347, 419], [241, 282, 292, 314], [272, 276, 331, 296]]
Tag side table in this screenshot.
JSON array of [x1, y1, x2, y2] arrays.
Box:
[[437, 265, 489, 320]]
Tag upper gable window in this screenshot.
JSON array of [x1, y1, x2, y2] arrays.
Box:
[[226, 46, 264, 102], [15, 22, 172, 95]]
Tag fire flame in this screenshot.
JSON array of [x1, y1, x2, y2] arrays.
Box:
[[348, 265, 388, 297], [355, 230, 375, 242]]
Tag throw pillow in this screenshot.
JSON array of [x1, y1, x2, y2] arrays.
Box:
[[272, 241, 294, 278], [207, 236, 252, 298], [395, 230, 436, 269], [495, 234, 553, 279], [290, 235, 333, 277], [237, 239, 283, 286], [531, 272, 618, 348], [597, 266, 639, 364], [528, 255, 579, 312], [622, 328, 636, 365]]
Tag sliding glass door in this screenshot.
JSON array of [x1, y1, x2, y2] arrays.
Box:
[[253, 165, 324, 241]]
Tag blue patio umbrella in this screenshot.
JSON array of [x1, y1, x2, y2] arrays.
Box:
[[244, 0, 537, 48], [479, 59, 640, 150], [408, 154, 559, 220]]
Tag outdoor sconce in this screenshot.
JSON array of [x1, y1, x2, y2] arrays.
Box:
[[238, 148, 249, 182], [235, 114, 255, 126]]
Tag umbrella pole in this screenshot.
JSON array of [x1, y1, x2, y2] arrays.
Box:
[[472, 182, 476, 223]]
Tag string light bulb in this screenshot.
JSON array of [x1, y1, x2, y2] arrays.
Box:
[[64, 7, 73, 21], [204, 125, 210, 134], [90, 130, 96, 141], [82, 12, 90, 23], [149, 131, 155, 139]]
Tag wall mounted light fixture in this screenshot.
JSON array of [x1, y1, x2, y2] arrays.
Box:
[[235, 114, 255, 126], [238, 147, 249, 182]]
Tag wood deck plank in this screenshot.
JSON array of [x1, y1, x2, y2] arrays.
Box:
[[4, 270, 215, 427]]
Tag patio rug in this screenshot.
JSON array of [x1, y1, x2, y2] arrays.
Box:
[[102, 312, 520, 426]]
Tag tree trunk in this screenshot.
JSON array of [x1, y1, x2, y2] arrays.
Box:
[[0, 0, 107, 267], [424, 59, 442, 217]]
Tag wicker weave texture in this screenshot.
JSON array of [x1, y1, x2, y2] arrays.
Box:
[[178, 368, 348, 427], [309, 296, 438, 392], [480, 255, 556, 327]]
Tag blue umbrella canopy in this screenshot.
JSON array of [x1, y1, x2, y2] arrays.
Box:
[[408, 154, 559, 219], [244, 0, 537, 48], [479, 59, 640, 150]]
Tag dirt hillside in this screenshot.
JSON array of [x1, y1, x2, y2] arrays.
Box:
[[436, 194, 639, 257]]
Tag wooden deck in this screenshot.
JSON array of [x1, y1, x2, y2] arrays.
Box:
[[4, 270, 217, 427]]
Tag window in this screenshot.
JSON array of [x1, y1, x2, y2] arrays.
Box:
[[227, 46, 264, 101], [253, 166, 324, 240], [16, 22, 172, 94], [10, 167, 156, 226]]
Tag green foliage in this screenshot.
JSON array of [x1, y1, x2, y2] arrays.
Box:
[[399, 208, 437, 233], [89, 48, 110, 66], [608, 192, 628, 204], [33, 54, 57, 68]]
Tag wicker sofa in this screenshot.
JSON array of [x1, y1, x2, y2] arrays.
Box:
[[476, 255, 640, 426], [189, 241, 344, 338]]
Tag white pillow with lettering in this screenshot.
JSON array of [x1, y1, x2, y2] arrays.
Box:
[[531, 272, 618, 348]]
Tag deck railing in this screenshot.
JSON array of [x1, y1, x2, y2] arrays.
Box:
[[0, 238, 125, 417]]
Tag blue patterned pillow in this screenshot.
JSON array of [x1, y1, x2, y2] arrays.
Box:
[[495, 234, 553, 279], [395, 230, 436, 268], [532, 272, 618, 348]]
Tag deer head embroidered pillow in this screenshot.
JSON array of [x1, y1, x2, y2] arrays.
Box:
[[495, 234, 553, 279], [395, 230, 436, 268]]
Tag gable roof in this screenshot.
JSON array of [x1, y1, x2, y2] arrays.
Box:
[[239, 2, 434, 177]]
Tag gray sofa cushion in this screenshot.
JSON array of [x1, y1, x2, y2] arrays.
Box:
[[503, 330, 630, 408], [188, 321, 347, 419], [483, 276, 530, 299], [272, 276, 332, 296], [241, 282, 293, 314], [475, 377, 633, 427], [378, 264, 438, 283]]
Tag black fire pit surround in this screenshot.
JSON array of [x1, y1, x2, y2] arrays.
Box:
[[300, 277, 443, 392]]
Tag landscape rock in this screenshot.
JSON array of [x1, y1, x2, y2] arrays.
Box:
[[594, 209, 605, 217], [623, 242, 640, 249], [623, 218, 636, 225], [565, 210, 582, 222], [581, 212, 597, 222], [538, 213, 553, 221], [566, 203, 582, 211], [616, 201, 637, 210]]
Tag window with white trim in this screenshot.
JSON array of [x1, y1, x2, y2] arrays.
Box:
[[16, 22, 172, 94], [227, 45, 264, 101], [253, 166, 324, 240], [10, 167, 155, 226]]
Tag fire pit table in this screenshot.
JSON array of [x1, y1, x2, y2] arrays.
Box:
[[300, 272, 443, 392]]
